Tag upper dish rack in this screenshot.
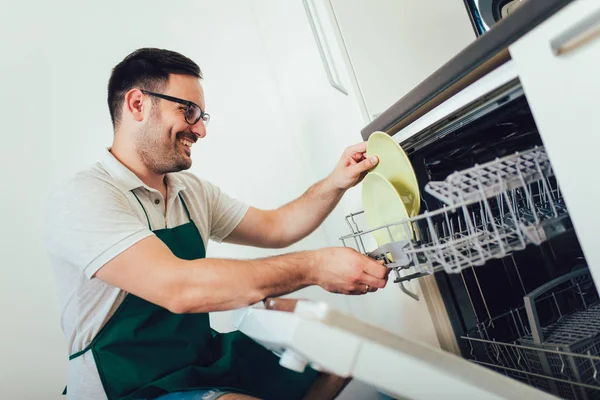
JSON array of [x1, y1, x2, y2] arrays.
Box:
[[340, 146, 571, 285]]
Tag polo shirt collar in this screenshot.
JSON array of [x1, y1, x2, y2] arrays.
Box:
[[100, 148, 187, 195]]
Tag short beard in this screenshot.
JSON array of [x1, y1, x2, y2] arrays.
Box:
[[135, 109, 192, 174]]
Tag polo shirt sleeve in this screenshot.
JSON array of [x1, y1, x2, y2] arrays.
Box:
[[201, 179, 249, 243], [44, 173, 154, 279]]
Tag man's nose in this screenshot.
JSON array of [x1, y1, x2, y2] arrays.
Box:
[[190, 120, 207, 139]]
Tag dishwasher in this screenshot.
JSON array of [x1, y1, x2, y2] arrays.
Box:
[[233, 74, 600, 399], [364, 80, 600, 399]]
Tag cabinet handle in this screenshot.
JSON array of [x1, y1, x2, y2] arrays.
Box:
[[302, 0, 349, 95], [550, 8, 600, 56]]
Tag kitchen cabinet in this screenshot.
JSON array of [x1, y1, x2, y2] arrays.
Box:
[[311, 0, 476, 123], [510, 0, 600, 287]]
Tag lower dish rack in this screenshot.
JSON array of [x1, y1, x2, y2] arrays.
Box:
[[462, 269, 600, 400], [340, 147, 571, 286]]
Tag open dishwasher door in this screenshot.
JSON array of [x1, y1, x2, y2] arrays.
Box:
[[232, 300, 557, 400]]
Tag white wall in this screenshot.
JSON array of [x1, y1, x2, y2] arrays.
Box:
[[0, 1, 337, 398], [248, 0, 441, 351]]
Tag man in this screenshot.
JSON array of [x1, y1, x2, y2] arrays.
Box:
[[45, 48, 389, 400]]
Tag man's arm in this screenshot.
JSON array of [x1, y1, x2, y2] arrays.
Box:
[[94, 236, 389, 314], [46, 172, 388, 316], [225, 142, 378, 248]]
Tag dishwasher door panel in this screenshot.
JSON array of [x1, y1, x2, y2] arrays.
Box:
[[233, 302, 557, 399]]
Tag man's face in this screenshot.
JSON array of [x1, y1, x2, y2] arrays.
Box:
[[135, 74, 207, 174]]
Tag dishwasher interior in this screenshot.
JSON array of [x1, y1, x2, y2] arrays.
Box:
[[342, 83, 600, 399]]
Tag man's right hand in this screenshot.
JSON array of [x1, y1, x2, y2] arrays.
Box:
[[311, 247, 390, 295]]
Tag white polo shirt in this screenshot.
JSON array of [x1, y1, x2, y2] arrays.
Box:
[[44, 149, 248, 399]]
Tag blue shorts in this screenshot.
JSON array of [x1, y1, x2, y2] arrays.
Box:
[[152, 389, 231, 400]]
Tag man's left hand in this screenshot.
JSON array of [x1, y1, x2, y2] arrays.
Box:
[[328, 142, 378, 190]]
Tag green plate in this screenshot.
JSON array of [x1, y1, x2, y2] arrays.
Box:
[[366, 131, 421, 217], [362, 172, 413, 247]]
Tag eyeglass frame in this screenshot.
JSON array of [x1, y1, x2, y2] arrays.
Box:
[[140, 90, 210, 126]]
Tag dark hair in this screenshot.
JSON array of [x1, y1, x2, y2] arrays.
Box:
[[108, 48, 202, 127]]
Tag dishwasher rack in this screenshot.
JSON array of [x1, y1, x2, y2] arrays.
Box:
[[461, 269, 600, 400], [340, 147, 571, 283]]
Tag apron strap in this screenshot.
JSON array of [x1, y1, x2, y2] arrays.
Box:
[[69, 342, 93, 360], [178, 193, 193, 222], [63, 337, 96, 393], [131, 191, 152, 230]]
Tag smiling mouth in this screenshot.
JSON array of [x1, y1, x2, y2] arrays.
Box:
[[179, 138, 194, 148]]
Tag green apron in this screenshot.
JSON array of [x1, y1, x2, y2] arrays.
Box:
[[67, 192, 318, 400]]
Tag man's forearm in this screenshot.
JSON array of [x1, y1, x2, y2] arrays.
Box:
[[173, 251, 319, 314], [95, 235, 385, 315], [272, 176, 344, 247]]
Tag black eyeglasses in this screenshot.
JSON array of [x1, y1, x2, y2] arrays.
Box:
[[141, 90, 210, 126]]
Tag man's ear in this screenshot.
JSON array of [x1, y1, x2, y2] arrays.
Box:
[[124, 88, 146, 122]]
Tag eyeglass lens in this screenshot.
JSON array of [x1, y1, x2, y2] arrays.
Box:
[[185, 104, 210, 125]]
